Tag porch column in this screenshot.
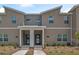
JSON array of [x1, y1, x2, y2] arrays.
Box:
[[19, 29, 22, 47], [30, 29, 34, 47], [42, 29, 44, 48]]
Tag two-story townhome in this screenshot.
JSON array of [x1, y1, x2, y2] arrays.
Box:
[[0, 5, 79, 48]]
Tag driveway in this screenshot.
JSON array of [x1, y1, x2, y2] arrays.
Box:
[[12, 50, 28, 55], [34, 49, 46, 55]]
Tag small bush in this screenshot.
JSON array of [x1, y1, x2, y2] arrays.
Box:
[[46, 42, 66, 46], [55, 42, 65, 46], [67, 42, 71, 46], [52, 43, 56, 46], [56, 43, 60, 46], [47, 43, 53, 46], [0, 42, 18, 48], [47, 42, 56, 46], [0, 44, 5, 46], [59, 43, 65, 46]]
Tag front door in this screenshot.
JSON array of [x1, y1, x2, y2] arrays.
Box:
[[26, 34, 30, 45], [35, 34, 42, 45], [23, 34, 30, 45]]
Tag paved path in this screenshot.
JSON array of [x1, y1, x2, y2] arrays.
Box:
[[12, 50, 28, 55], [34, 49, 46, 55]]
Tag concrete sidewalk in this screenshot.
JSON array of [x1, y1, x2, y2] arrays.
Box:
[[12, 50, 28, 55], [34, 49, 46, 55]]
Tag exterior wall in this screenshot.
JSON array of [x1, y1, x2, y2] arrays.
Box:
[[42, 9, 71, 27], [0, 6, 75, 47], [70, 9, 76, 40], [69, 8, 79, 40], [24, 15, 42, 25], [0, 29, 19, 45], [44, 29, 71, 44], [76, 8, 79, 32], [0, 8, 25, 27]]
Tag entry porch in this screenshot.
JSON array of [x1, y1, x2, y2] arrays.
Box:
[[18, 26, 46, 48]]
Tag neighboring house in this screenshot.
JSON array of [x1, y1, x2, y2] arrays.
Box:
[[0, 5, 79, 48]]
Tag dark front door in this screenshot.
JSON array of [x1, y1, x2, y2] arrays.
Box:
[[26, 34, 30, 45], [35, 34, 42, 45], [23, 34, 30, 45]]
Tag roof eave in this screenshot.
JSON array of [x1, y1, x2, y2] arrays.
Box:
[[40, 5, 62, 14], [3, 6, 26, 15], [69, 4, 79, 12]]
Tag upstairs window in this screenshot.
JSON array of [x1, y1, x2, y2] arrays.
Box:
[[48, 16, 54, 24], [64, 16, 69, 24], [11, 16, 16, 24], [36, 19, 40, 22], [26, 19, 30, 21], [35, 19, 41, 25]]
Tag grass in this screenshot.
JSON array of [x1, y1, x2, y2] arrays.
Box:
[[43, 46, 79, 55], [26, 48, 34, 55], [0, 46, 19, 55]]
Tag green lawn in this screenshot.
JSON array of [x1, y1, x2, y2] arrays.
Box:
[[43, 46, 79, 55]]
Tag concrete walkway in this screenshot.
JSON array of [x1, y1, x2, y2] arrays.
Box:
[[12, 50, 28, 55], [34, 49, 46, 55]]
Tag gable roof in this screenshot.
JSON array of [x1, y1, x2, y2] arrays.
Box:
[[69, 4, 79, 12], [40, 5, 62, 14], [3, 6, 26, 15]]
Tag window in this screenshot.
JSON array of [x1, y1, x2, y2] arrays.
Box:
[[0, 34, 3, 41], [0, 33, 8, 42], [4, 34, 8, 41], [11, 16, 16, 24], [35, 19, 41, 26], [64, 16, 69, 24], [63, 33, 68, 41], [57, 34, 62, 41], [26, 19, 30, 21], [48, 16, 54, 24]]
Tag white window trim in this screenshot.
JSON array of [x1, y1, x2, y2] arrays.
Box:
[[0, 27, 18, 29], [46, 27, 72, 29]]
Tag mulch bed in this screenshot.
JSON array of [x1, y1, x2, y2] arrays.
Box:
[[26, 47, 34, 55], [43, 46, 79, 55]]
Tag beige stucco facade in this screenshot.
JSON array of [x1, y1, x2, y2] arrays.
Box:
[[0, 5, 79, 48]]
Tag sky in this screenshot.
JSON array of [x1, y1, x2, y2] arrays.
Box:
[[0, 4, 75, 13]]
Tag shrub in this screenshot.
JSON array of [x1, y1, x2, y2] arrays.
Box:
[[55, 42, 65, 46], [47, 43, 53, 46], [47, 42, 56, 46], [47, 42, 66, 46], [59, 43, 65, 46], [56, 43, 60, 46], [0, 42, 18, 48], [52, 43, 56, 46], [67, 42, 71, 46]]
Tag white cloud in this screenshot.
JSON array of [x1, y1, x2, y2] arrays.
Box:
[[0, 8, 5, 13], [19, 4, 33, 7]]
